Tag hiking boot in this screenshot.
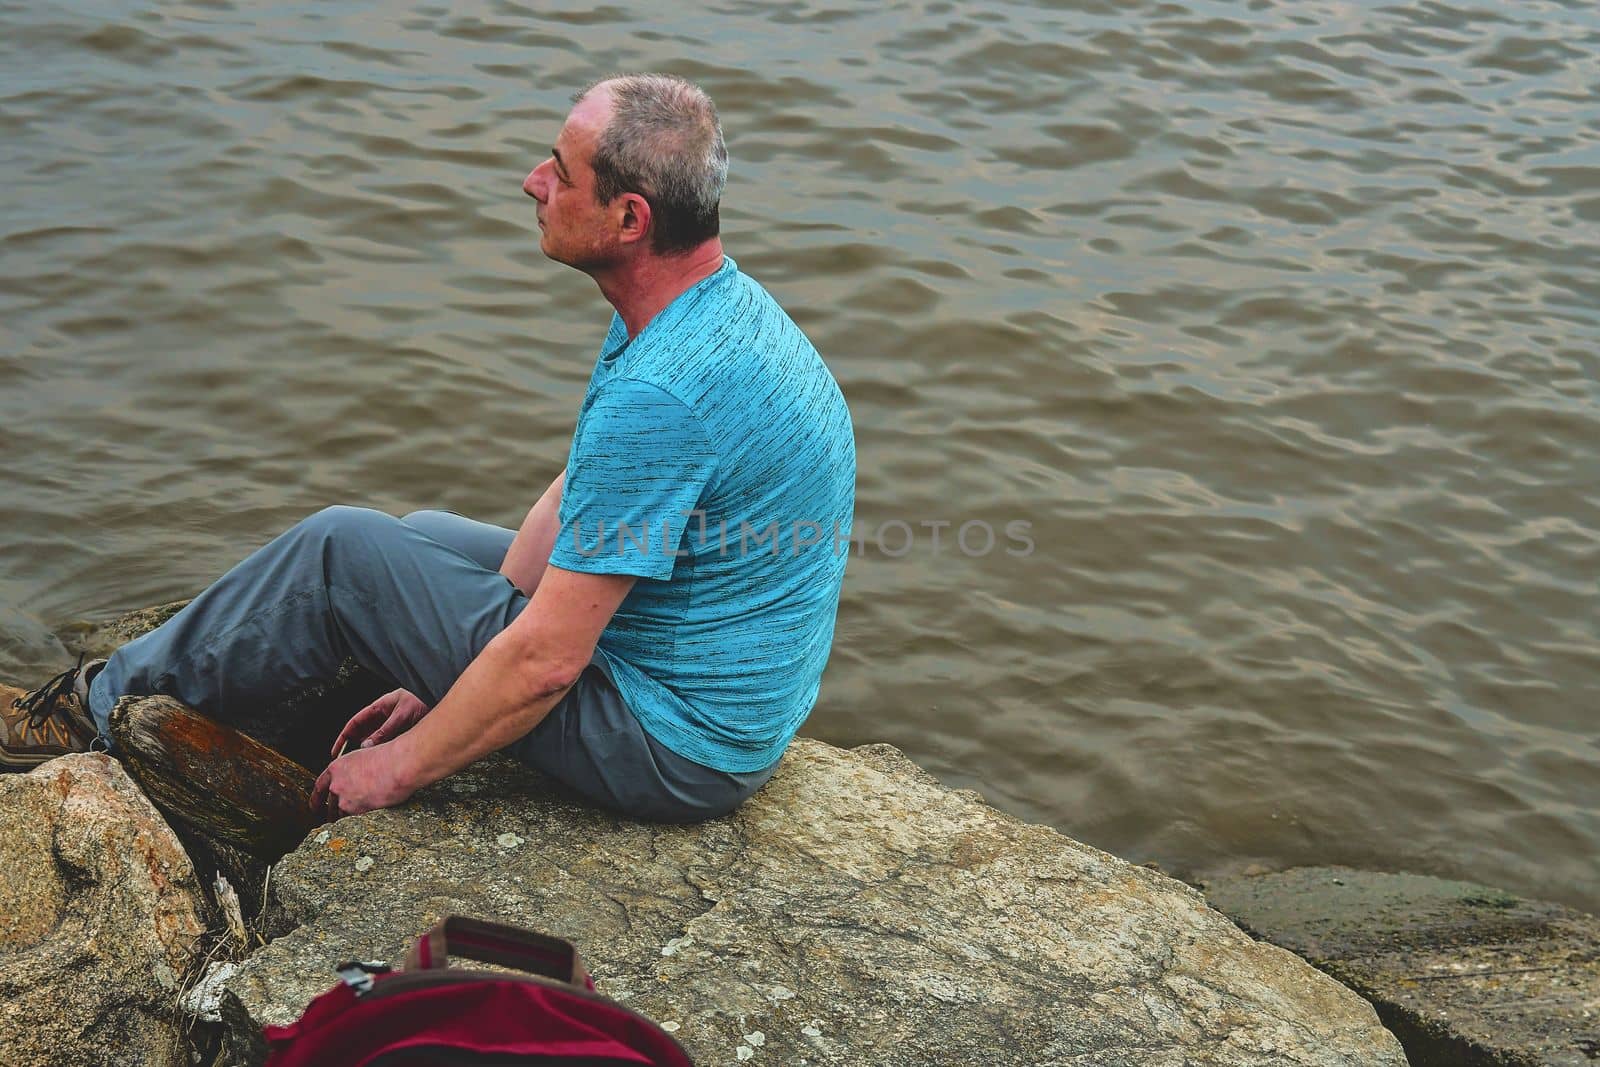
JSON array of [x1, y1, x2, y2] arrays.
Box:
[[0, 655, 106, 771]]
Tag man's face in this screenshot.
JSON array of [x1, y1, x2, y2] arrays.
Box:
[[522, 89, 618, 271]]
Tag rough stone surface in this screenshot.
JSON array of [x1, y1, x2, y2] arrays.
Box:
[[61, 598, 190, 659], [0, 754, 209, 1067], [1206, 866, 1600, 1066], [220, 741, 1404, 1066]]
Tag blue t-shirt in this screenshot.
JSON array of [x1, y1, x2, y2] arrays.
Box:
[[548, 257, 855, 772]]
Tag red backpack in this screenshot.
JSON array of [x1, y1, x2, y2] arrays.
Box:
[[263, 916, 695, 1066]]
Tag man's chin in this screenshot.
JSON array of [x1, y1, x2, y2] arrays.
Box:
[[544, 244, 615, 274]]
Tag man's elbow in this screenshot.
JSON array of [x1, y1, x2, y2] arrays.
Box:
[[531, 660, 586, 700], [496, 631, 589, 702]]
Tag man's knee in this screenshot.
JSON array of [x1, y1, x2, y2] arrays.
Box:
[[293, 505, 397, 551], [400, 508, 447, 526]]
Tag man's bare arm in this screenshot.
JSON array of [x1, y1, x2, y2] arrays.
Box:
[[501, 471, 565, 595], [311, 563, 636, 815], [392, 564, 636, 786]]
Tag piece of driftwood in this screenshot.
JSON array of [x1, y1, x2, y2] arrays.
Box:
[[109, 695, 320, 858]]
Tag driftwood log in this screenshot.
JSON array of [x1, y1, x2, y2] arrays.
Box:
[[109, 695, 321, 858]]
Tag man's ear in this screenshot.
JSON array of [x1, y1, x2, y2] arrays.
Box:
[[617, 192, 652, 246]]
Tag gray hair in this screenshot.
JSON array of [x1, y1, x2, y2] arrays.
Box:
[[577, 74, 728, 254]]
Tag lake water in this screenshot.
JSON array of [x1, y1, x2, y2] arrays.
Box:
[[2, 0, 1596, 910]]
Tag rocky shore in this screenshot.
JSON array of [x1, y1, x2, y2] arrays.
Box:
[[7, 740, 1409, 1066], [0, 604, 1428, 1063]]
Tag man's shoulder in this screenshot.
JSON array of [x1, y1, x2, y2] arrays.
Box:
[[630, 269, 814, 384], [646, 260, 800, 343], [722, 264, 804, 334]]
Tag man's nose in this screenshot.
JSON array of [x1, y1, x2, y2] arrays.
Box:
[[523, 161, 549, 201]]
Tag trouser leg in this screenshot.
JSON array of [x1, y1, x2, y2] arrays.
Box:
[[512, 658, 780, 822], [87, 505, 526, 739], [398, 510, 516, 571]]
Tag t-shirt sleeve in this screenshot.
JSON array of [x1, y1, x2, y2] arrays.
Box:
[[548, 378, 719, 581]]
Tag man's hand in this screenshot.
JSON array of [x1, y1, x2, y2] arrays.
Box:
[[310, 742, 417, 820], [331, 688, 431, 756]]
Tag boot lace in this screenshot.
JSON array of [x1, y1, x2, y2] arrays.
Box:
[[13, 653, 89, 729]]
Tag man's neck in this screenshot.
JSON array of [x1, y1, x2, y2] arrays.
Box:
[[593, 239, 725, 338]]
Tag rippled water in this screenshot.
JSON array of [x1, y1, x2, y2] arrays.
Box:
[[3, 0, 1597, 909]]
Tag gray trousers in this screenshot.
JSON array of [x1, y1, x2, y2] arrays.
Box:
[[89, 506, 776, 822]]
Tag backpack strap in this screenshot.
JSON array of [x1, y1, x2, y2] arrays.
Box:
[[406, 916, 593, 990]]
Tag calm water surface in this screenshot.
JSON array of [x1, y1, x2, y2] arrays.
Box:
[[3, 0, 1597, 909]]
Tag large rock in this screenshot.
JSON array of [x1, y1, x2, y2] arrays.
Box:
[[1206, 866, 1600, 1067], [0, 754, 208, 1067], [219, 741, 1403, 1066]]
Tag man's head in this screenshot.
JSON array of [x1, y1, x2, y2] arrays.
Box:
[[523, 74, 726, 268]]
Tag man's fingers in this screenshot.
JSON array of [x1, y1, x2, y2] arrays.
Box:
[[361, 696, 427, 748], [330, 712, 366, 756], [364, 713, 409, 747], [331, 699, 391, 756], [310, 766, 343, 822]]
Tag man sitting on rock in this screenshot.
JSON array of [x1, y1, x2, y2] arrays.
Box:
[[0, 73, 856, 824]]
